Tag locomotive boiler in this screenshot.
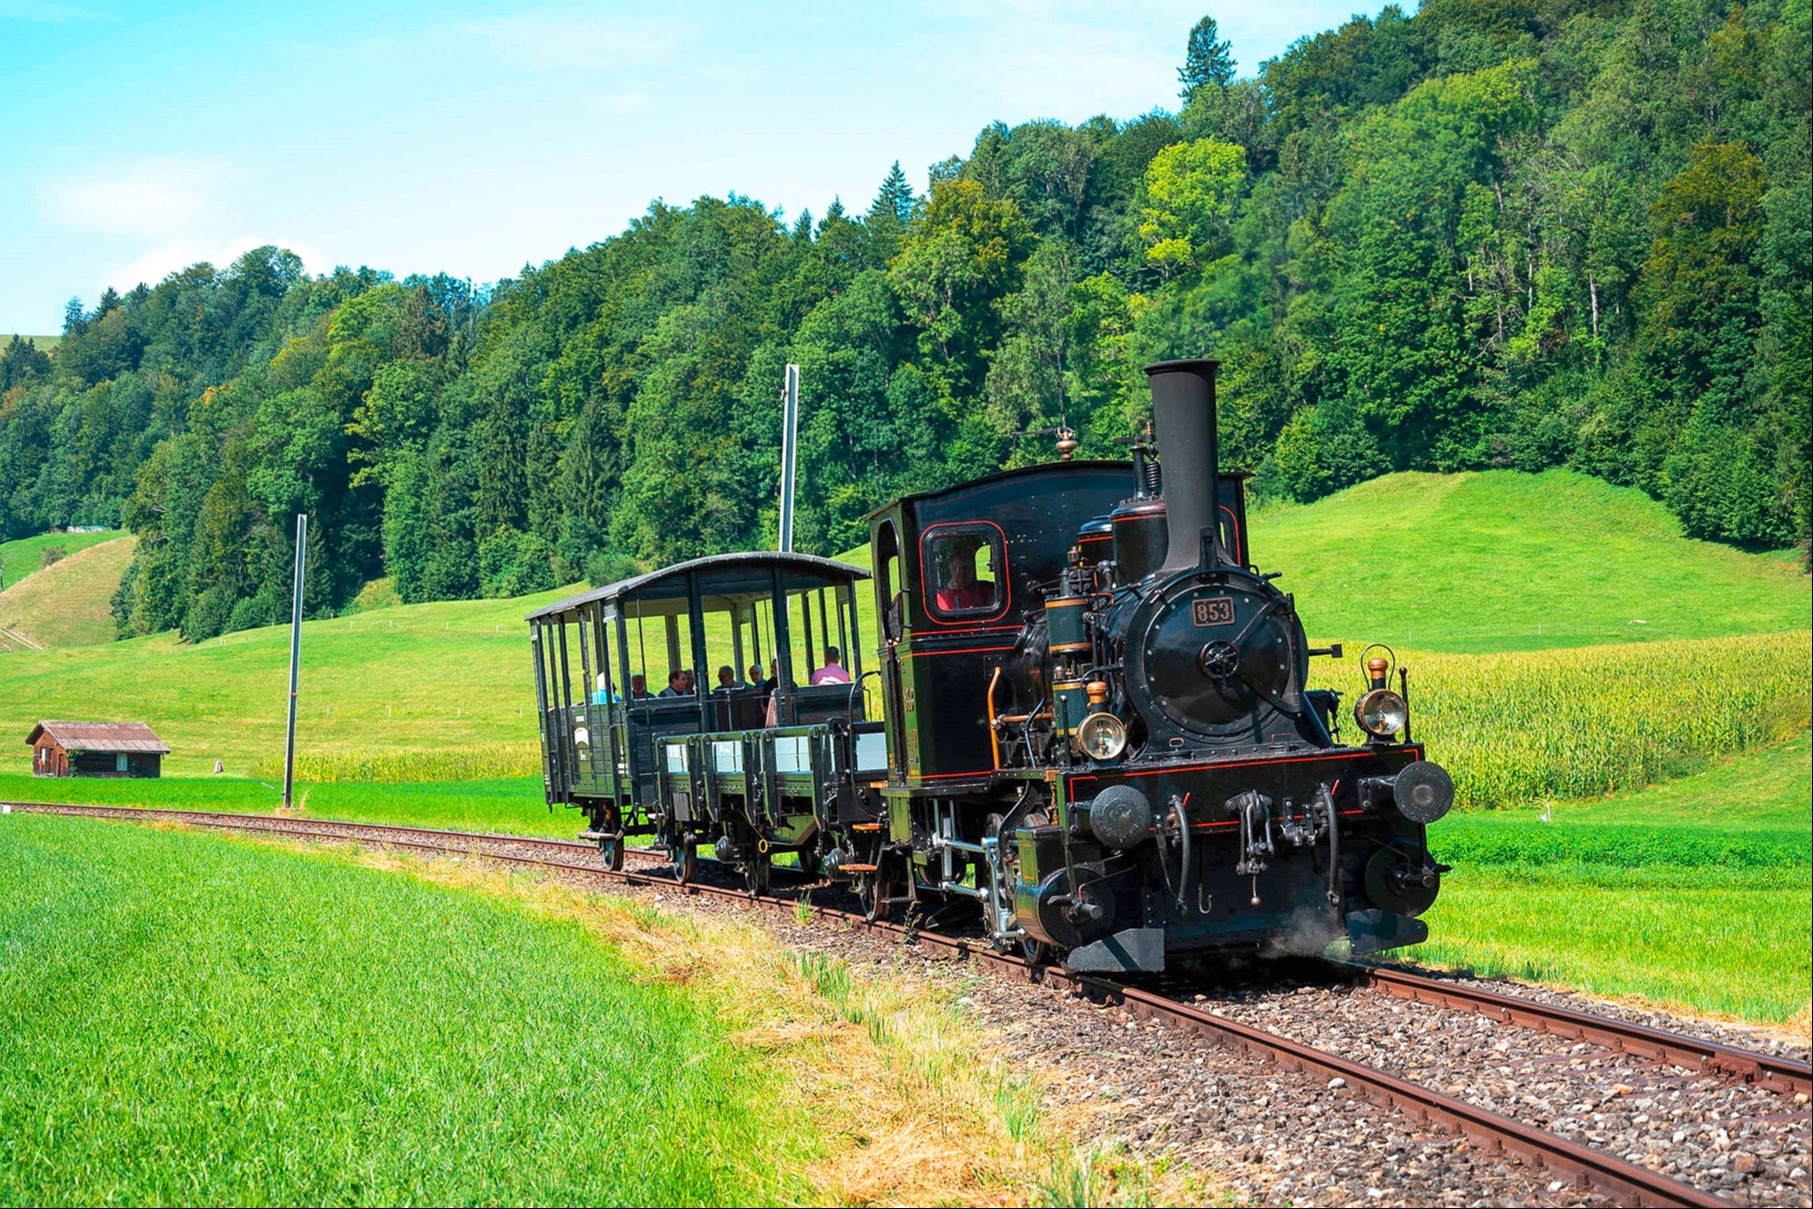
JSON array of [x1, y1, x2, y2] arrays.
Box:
[[529, 357, 1452, 972]]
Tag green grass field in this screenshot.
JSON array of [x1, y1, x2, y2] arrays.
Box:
[[0, 536, 135, 649], [0, 812, 1164, 1205], [1423, 733, 1812, 1026], [0, 813, 814, 1205]]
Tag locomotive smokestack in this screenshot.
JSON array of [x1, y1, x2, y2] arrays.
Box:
[[1145, 358, 1221, 573]]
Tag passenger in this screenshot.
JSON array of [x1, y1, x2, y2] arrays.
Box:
[[935, 547, 993, 612], [592, 672, 620, 704], [629, 673, 650, 700], [657, 669, 690, 698], [747, 663, 764, 687], [716, 665, 743, 691], [761, 658, 783, 727], [810, 646, 851, 684]]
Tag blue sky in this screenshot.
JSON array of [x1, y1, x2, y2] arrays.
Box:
[[1, 0, 1384, 334]]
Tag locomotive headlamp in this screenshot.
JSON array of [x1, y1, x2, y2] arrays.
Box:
[[1354, 688, 1408, 739], [1077, 711, 1128, 761]]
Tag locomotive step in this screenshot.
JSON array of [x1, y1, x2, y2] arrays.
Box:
[[850, 823, 883, 831], [840, 863, 879, 872]]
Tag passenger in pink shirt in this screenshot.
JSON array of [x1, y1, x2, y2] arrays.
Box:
[[809, 646, 851, 685]]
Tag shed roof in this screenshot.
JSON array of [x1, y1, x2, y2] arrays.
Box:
[[26, 720, 170, 754]]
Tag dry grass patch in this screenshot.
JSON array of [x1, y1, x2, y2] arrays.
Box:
[[348, 849, 1203, 1207]]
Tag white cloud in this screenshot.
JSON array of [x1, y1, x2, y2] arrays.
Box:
[[597, 91, 648, 115], [37, 157, 319, 292], [460, 15, 679, 71], [107, 235, 325, 292], [39, 156, 234, 240]]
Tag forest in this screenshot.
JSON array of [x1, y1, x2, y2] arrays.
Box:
[[0, 0, 1805, 642]]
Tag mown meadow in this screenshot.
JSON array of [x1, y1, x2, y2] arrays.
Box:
[[0, 813, 1176, 1205], [1422, 735, 1811, 1027]]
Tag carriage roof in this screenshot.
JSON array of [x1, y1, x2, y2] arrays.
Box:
[[525, 551, 869, 622]]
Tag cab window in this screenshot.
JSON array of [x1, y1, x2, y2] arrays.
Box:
[[924, 526, 1004, 620]]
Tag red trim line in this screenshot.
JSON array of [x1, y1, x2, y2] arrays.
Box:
[[901, 644, 1017, 659], [1219, 504, 1245, 565]]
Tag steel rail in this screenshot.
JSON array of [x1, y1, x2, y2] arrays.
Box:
[[1349, 962, 1812, 1099], [4, 801, 625, 853], [14, 801, 1740, 1208]]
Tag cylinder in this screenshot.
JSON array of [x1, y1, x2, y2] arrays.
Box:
[[1144, 359, 1221, 574]]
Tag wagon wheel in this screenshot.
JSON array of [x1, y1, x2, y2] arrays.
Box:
[[1018, 937, 1051, 966], [744, 851, 772, 897], [672, 839, 697, 884], [794, 844, 822, 879], [860, 847, 899, 923], [597, 806, 626, 872]]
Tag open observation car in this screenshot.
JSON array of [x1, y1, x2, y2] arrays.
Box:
[[531, 358, 1453, 970], [527, 552, 888, 892]]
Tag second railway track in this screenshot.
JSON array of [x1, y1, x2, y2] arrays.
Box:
[[13, 800, 1807, 1208]]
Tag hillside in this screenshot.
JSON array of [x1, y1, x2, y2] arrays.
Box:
[[0, 529, 123, 594], [0, 536, 135, 651], [0, 471, 1805, 779], [0, 587, 563, 776], [1252, 470, 1810, 652], [841, 469, 1808, 654]]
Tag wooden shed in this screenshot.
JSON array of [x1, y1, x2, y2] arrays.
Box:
[[27, 721, 169, 778]]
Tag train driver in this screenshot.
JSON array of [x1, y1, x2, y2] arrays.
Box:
[[935, 543, 994, 612]]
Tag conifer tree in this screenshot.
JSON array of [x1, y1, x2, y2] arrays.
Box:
[[1179, 15, 1236, 98]]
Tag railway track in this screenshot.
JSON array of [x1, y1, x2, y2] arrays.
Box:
[[15, 800, 1803, 1208], [1349, 963, 1811, 1101]]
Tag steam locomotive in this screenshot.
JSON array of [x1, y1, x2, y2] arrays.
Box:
[[529, 358, 1452, 971]]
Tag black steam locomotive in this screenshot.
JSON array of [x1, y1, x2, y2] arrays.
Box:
[[528, 358, 1452, 971]]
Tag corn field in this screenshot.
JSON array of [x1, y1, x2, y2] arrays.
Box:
[[1313, 631, 1811, 809], [250, 633, 1808, 801]]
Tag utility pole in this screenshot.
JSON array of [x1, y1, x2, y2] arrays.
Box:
[[282, 514, 308, 813], [778, 363, 800, 553]]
